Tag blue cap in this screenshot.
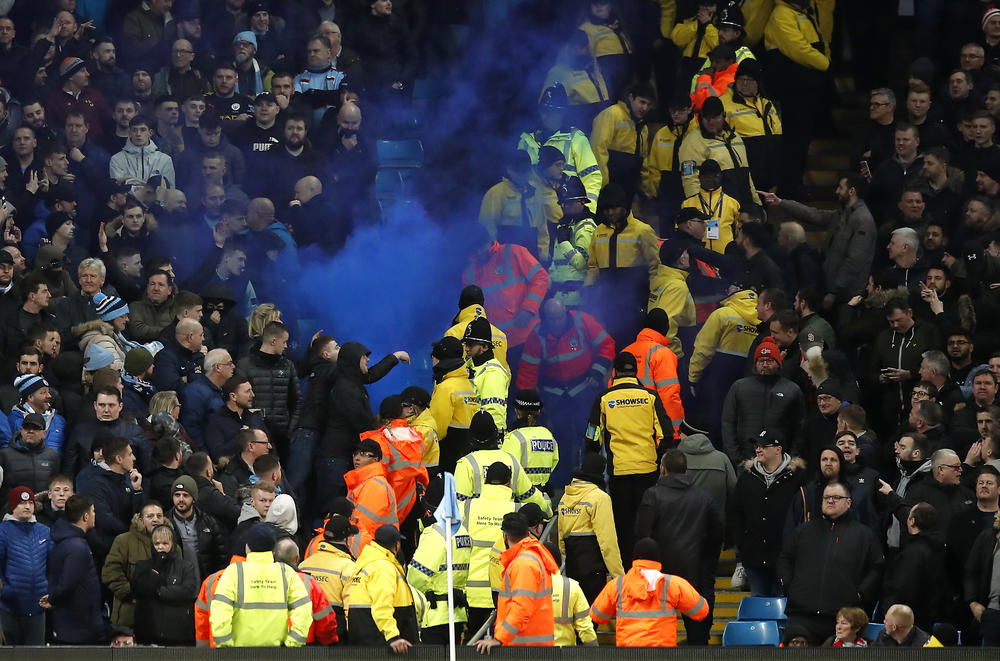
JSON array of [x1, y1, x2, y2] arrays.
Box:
[[84, 344, 115, 371], [233, 31, 258, 49]]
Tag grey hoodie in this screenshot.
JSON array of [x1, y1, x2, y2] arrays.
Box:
[[109, 138, 176, 188], [679, 432, 737, 526]]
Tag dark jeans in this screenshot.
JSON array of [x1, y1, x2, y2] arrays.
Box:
[[683, 554, 719, 645], [747, 566, 782, 597], [285, 427, 317, 495], [0, 611, 45, 645], [422, 622, 466, 645], [982, 608, 1000, 647], [609, 471, 658, 567]]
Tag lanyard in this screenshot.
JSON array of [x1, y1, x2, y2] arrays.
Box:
[[698, 190, 723, 217]]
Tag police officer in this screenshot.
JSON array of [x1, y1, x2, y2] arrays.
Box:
[[346, 524, 417, 653], [586, 352, 670, 564], [210, 523, 312, 647], [406, 500, 472, 644], [462, 317, 511, 433], [548, 177, 598, 309], [518, 84, 602, 209], [502, 389, 560, 493]]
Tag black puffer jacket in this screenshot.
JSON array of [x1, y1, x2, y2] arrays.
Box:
[[130, 540, 198, 646], [732, 455, 807, 569], [320, 342, 378, 459], [721, 373, 805, 465], [0, 436, 61, 496], [167, 505, 229, 577], [778, 511, 884, 616], [237, 348, 300, 438]]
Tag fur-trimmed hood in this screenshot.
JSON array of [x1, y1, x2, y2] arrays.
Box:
[[863, 286, 910, 309]]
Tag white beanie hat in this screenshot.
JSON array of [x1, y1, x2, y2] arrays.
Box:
[[265, 493, 298, 535]]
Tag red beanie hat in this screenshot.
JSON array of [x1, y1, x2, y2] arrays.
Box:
[[754, 336, 782, 366], [8, 486, 34, 512]]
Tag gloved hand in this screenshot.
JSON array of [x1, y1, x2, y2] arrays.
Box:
[[426, 591, 437, 609], [453, 590, 468, 608], [556, 224, 572, 244]]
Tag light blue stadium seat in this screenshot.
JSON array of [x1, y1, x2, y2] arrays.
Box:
[[722, 621, 781, 647]]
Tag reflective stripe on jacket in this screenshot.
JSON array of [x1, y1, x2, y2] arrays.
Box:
[[209, 551, 312, 647], [344, 462, 399, 556], [495, 536, 559, 646], [589, 559, 708, 646], [501, 426, 560, 487], [618, 328, 685, 435], [462, 242, 550, 347], [363, 420, 429, 522], [552, 573, 597, 646], [406, 522, 472, 628]]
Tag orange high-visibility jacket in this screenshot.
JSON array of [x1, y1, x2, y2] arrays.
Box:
[[462, 241, 550, 347], [691, 61, 739, 110], [516, 310, 615, 390], [589, 559, 708, 647], [616, 328, 685, 437], [495, 536, 560, 646], [361, 420, 429, 521], [194, 555, 244, 647], [344, 462, 398, 556], [298, 571, 339, 645]]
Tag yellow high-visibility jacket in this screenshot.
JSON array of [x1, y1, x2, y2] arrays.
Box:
[[406, 522, 472, 628], [445, 304, 509, 372], [552, 572, 597, 646], [764, 0, 831, 72], [210, 551, 312, 647]]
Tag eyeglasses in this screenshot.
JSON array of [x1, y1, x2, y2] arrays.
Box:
[[822, 495, 849, 502], [250, 439, 271, 446], [353, 451, 378, 459], [870, 101, 892, 108], [911, 391, 931, 399], [941, 464, 962, 470], [947, 340, 970, 345]]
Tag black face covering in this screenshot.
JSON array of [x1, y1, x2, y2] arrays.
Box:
[[339, 127, 359, 139]]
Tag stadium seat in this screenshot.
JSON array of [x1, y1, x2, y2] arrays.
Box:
[[374, 169, 404, 202], [737, 597, 787, 622], [376, 139, 425, 168], [722, 621, 781, 647], [412, 78, 450, 105], [865, 623, 885, 640]]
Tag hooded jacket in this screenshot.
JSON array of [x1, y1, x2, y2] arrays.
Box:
[[0, 514, 51, 616], [109, 138, 176, 187], [689, 289, 761, 384], [732, 454, 806, 568], [428, 363, 480, 472], [48, 518, 105, 644], [79, 465, 146, 557], [648, 265, 696, 357], [678, 433, 736, 529], [882, 530, 944, 629], [589, 557, 708, 647], [321, 342, 377, 459], [73, 319, 127, 370], [495, 536, 559, 646], [346, 539, 417, 645], [131, 534, 198, 645], [557, 476, 625, 581]]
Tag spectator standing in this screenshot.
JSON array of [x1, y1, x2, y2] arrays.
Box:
[[881, 502, 945, 630], [778, 481, 884, 644], [237, 320, 300, 455], [635, 450, 722, 645], [167, 475, 228, 580], [45, 494, 107, 645], [101, 502, 164, 628], [130, 524, 198, 646], [0, 487, 51, 645]]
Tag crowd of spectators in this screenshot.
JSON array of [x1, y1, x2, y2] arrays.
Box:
[[0, 0, 996, 651]]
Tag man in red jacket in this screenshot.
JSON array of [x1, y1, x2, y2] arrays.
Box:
[[517, 298, 614, 486]]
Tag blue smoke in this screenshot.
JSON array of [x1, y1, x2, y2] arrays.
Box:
[[294, 201, 468, 405]]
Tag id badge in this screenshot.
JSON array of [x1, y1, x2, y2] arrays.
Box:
[[706, 219, 720, 240]]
